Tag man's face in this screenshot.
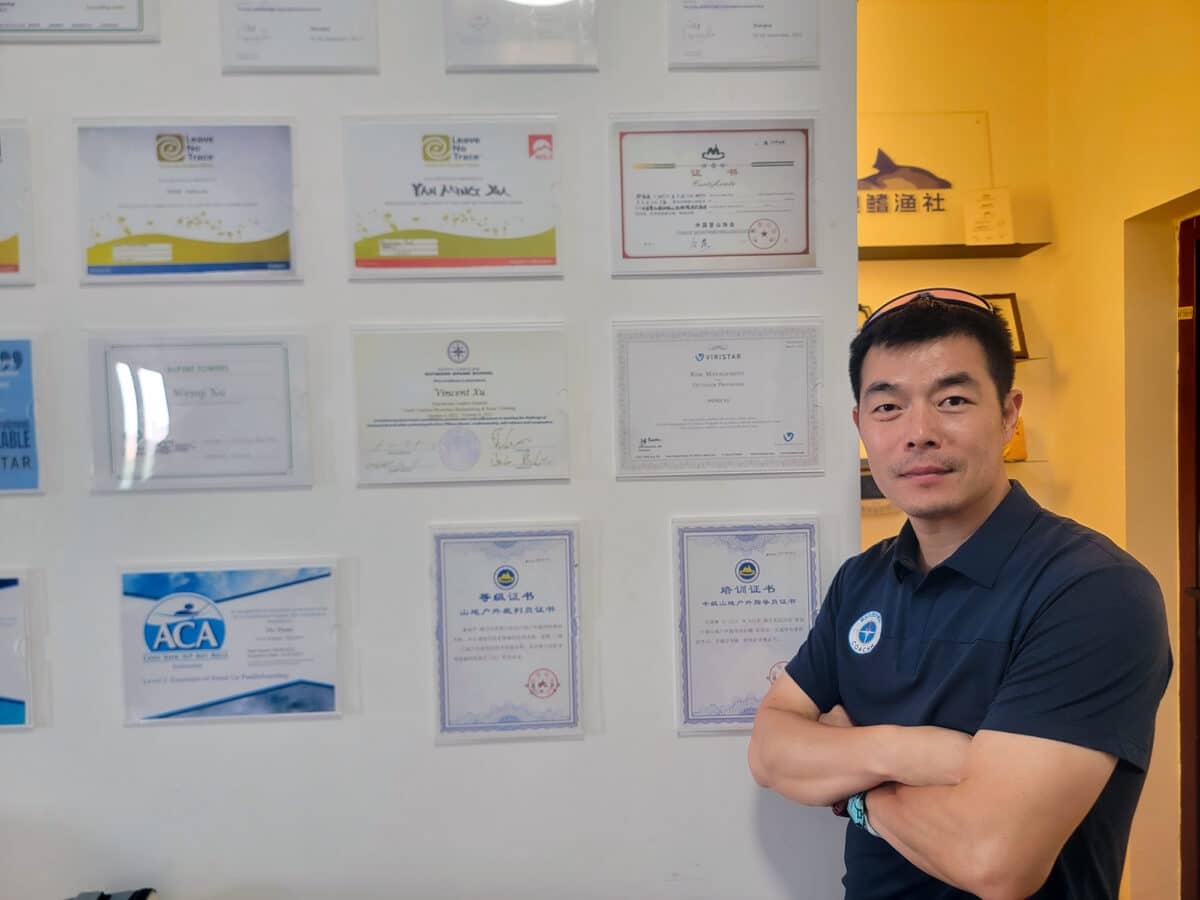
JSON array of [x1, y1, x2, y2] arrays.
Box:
[[853, 334, 1021, 525]]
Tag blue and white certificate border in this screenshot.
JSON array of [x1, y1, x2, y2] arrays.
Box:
[[119, 558, 344, 726], [674, 516, 820, 733], [613, 317, 824, 478], [86, 330, 313, 493], [0, 570, 33, 730], [433, 523, 582, 743]]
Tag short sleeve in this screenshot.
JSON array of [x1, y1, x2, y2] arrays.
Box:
[[785, 562, 845, 714], [979, 566, 1173, 770]]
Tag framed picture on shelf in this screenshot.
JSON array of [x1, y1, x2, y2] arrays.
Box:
[[983, 292, 1028, 358]]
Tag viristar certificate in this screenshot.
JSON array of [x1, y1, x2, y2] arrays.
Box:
[[0, 126, 34, 285], [344, 117, 560, 278], [79, 123, 296, 281], [354, 325, 569, 484], [675, 518, 819, 732], [614, 319, 823, 477], [0, 0, 160, 41], [0, 339, 38, 492], [668, 0, 818, 69], [612, 117, 814, 274]]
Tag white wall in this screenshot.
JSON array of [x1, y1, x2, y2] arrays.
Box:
[[0, 2, 859, 897]]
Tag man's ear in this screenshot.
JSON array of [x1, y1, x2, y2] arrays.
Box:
[[852, 406, 860, 430], [1001, 389, 1023, 441]]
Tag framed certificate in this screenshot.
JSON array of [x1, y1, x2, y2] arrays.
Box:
[[221, 0, 379, 73], [78, 122, 296, 282], [0, 125, 34, 286], [611, 116, 815, 275], [433, 524, 581, 742], [674, 517, 819, 733], [0, 338, 39, 493], [668, 0, 818, 69], [0, 574, 32, 729], [344, 117, 561, 279], [613, 318, 823, 478], [121, 563, 340, 724], [443, 0, 597, 71], [0, 0, 160, 42], [87, 333, 312, 492], [353, 324, 569, 484]]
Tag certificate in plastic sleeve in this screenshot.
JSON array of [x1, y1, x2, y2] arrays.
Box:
[[354, 324, 569, 484], [433, 525, 581, 742], [612, 117, 815, 275], [78, 122, 295, 282], [88, 333, 312, 492], [675, 517, 819, 733], [344, 117, 561, 278], [122, 564, 338, 723], [613, 318, 823, 478]]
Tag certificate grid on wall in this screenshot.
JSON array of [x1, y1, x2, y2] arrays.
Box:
[[0, 0, 161, 42], [667, 0, 819, 69], [613, 318, 823, 478], [433, 524, 581, 743], [87, 332, 313, 492], [674, 517, 819, 733], [121, 562, 340, 724], [0, 573, 33, 729], [611, 116, 815, 275]]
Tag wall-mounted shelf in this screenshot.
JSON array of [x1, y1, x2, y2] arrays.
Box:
[[859, 242, 1050, 261]]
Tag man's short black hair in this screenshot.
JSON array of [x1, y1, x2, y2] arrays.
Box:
[[849, 295, 1015, 404]]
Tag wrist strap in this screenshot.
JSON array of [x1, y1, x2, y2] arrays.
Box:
[[846, 791, 881, 838]]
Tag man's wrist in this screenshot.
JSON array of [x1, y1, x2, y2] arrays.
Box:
[[846, 791, 881, 838]]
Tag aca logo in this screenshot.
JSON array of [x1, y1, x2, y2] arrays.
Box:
[[736, 558, 760, 583], [155, 133, 186, 163], [422, 134, 452, 163], [701, 144, 725, 161], [493, 566, 519, 590], [143, 593, 226, 653], [528, 134, 553, 160]]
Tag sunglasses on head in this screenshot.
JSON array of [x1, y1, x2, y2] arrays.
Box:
[[859, 288, 994, 333]]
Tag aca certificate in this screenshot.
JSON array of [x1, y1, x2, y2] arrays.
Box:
[[221, 0, 379, 73], [344, 117, 560, 278], [443, 0, 597, 71], [675, 518, 819, 732], [613, 318, 823, 478], [0, 126, 34, 285], [668, 0, 818, 69], [0, 0, 160, 42], [0, 575, 31, 728], [0, 339, 38, 492], [612, 117, 814, 274], [354, 324, 569, 484], [434, 525, 581, 742], [78, 123, 296, 281], [121, 565, 338, 723], [88, 333, 312, 492]]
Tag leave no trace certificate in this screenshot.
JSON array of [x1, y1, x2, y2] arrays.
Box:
[[614, 319, 823, 478], [354, 325, 569, 484], [668, 0, 818, 69], [612, 117, 814, 274], [88, 334, 312, 492], [221, 0, 379, 73], [434, 526, 581, 742], [344, 117, 561, 278], [122, 565, 338, 723], [675, 518, 819, 732], [0, 126, 35, 284], [79, 123, 295, 281], [0, 575, 32, 728], [0, 0, 160, 41]]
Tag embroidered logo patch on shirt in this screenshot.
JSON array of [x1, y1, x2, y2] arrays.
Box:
[[849, 610, 883, 654]]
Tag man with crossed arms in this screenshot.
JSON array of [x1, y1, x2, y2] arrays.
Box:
[[749, 288, 1172, 899]]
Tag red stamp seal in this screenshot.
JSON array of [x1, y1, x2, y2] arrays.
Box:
[[526, 668, 559, 699], [768, 661, 788, 683]]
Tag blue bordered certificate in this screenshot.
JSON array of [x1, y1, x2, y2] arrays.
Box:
[[0, 574, 32, 728], [0, 338, 39, 492], [121, 564, 339, 724], [87, 332, 312, 492], [433, 524, 581, 742], [0, 0, 160, 42], [674, 517, 819, 733]]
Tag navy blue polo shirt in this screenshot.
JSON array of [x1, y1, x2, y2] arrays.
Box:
[[787, 482, 1172, 900]]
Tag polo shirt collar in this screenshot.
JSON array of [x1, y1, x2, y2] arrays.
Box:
[[891, 481, 1042, 587]]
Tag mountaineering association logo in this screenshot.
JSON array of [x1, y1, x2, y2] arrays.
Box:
[[528, 134, 553, 160], [701, 144, 726, 161], [143, 593, 226, 653], [735, 559, 760, 583], [848, 610, 883, 655], [447, 339, 470, 364], [494, 565, 519, 590], [422, 134, 452, 163], [155, 134, 186, 163]]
